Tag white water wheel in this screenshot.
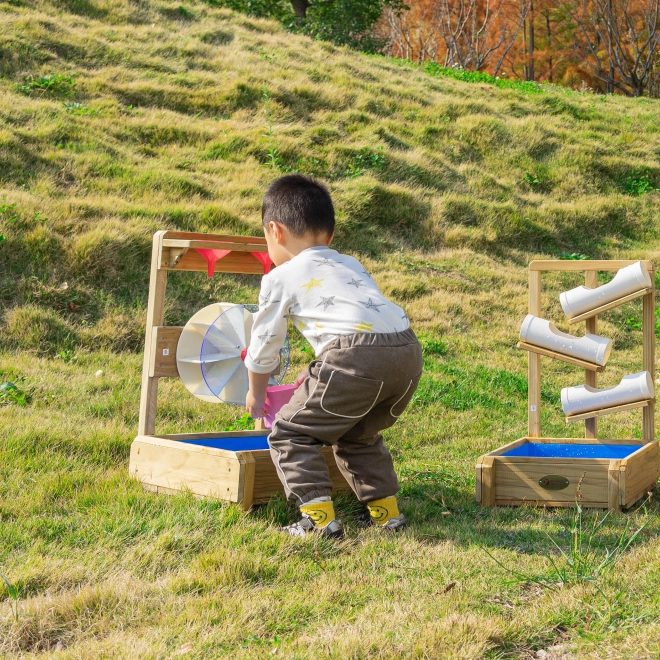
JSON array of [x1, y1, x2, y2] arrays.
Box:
[[177, 303, 289, 405]]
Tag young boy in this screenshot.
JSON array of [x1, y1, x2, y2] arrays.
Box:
[[245, 174, 422, 538]]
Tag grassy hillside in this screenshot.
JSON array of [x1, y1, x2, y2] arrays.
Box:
[[2, 0, 660, 658]]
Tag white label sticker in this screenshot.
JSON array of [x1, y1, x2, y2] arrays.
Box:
[[530, 405, 537, 412], [162, 348, 169, 356]]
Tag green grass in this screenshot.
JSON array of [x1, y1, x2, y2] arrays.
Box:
[[2, 0, 660, 657]]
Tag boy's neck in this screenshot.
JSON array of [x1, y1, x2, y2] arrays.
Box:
[[273, 233, 332, 266], [281, 239, 328, 261]]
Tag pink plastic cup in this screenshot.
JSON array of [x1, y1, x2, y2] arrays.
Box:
[[263, 384, 297, 428]]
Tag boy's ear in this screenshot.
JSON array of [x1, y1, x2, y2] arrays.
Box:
[[269, 221, 285, 244], [325, 232, 334, 246]]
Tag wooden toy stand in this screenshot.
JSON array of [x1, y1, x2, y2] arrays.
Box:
[[476, 260, 659, 510], [129, 231, 349, 509]]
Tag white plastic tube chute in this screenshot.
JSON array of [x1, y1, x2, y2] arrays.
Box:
[[560, 261, 652, 320], [520, 315, 613, 366], [561, 371, 655, 417]]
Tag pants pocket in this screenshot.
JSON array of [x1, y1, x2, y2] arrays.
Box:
[[389, 373, 422, 418], [320, 369, 383, 419]]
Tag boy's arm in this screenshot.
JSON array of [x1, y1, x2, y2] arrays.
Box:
[[246, 370, 271, 419], [244, 275, 290, 416]]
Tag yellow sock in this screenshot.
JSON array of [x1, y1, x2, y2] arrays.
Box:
[[368, 496, 399, 525], [300, 500, 335, 528]]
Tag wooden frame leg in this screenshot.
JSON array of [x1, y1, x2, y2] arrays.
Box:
[[528, 270, 542, 437], [643, 282, 655, 443], [584, 271, 598, 440], [138, 233, 168, 436]]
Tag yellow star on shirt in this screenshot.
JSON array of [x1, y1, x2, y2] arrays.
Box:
[[297, 319, 307, 331], [353, 320, 374, 333], [314, 321, 323, 329], [300, 277, 324, 293]]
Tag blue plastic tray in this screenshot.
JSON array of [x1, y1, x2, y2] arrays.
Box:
[[502, 443, 640, 459], [179, 435, 270, 451]]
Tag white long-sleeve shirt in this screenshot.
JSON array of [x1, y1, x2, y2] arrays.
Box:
[[245, 246, 409, 374]]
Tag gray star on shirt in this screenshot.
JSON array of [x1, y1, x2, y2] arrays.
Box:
[[314, 258, 338, 267], [362, 270, 373, 279], [259, 291, 280, 308], [288, 301, 301, 315], [316, 296, 335, 311], [258, 332, 275, 345], [360, 298, 385, 313], [347, 278, 365, 289]]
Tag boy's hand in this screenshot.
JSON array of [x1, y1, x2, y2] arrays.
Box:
[[293, 368, 309, 388], [246, 390, 267, 419]]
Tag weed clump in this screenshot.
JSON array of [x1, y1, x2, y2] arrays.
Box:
[[2, 305, 77, 356], [15, 74, 75, 97]]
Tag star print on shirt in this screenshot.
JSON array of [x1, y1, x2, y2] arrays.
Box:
[[359, 298, 385, 313], [300, 277, 324, 293], [362, 270, 373, 279], [259, 291, 280, 308], [353, 321, 374, 333], [313, 258, 338, 268], [316, 296, 335, 311], [258, 332, 275, 345], [288, 301, 301, 315], [347, 278, 364, 289]]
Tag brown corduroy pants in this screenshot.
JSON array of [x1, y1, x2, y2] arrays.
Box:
[[268, 328, 423, 505]]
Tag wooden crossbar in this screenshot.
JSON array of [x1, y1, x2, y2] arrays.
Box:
[[567, 287, 653, 324], [517, 341, 605, 372], [565, 399, 653, 423]]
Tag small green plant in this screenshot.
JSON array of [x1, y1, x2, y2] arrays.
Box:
[[16, 73, 75, 96], [0, 572, 19, 621], [64, 102, 98, 116], [56, 349, 77, 363], [523, 171, 541, 186], [624, 316, 642, 331], [0, 381, 30, 407], [261, 87, 284, 170], [626, 308, 660, 335], [620, 171, 658, 196], [345, 146, 385, 178], [558, 252, 590, 260], [421, 337, 448, 356], [259, 48, 277, 61], [0, 198, 19, 223], [224, 412, 255, 431]]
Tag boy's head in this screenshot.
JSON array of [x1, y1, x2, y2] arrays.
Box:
[[262, 176, 335, 264]]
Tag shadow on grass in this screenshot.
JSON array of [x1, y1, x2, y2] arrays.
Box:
[[251, 465, 660, 561]]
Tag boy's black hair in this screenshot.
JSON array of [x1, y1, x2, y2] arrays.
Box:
[[262, 174, 335, 238]]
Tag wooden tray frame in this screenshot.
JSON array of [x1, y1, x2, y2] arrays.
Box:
[[129, 231, 350, 509], [477, 260, 658, 511]]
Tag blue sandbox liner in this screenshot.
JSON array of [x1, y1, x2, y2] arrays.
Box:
[[502, 443, 641, 459], [179, 435, 270, 451]]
